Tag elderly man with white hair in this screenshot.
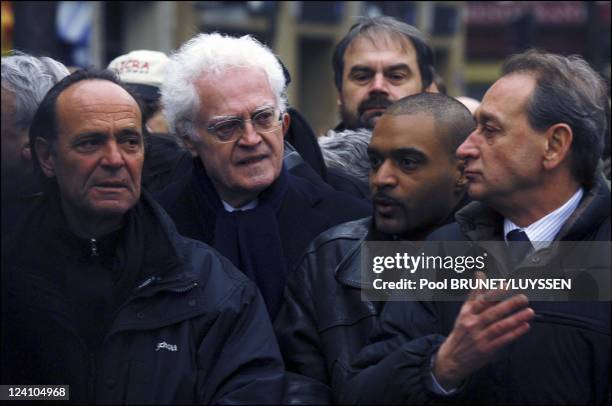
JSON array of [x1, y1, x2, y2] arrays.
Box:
[[1, 51, 69, 236], [156, 33, 370, 319]]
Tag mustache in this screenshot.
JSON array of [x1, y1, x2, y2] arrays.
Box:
[[372, 191, 400, 206], [358, 94, 393, 116]]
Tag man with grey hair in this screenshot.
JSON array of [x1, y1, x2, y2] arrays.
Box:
[[339, 49, 610, 405], [156, 33, 370, 319], [319, 128, 372, 198], [1, 51, 69, 236]]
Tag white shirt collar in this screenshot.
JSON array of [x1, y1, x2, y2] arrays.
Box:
[[503, 188, 584, 248], [221, 198, 259, 212]]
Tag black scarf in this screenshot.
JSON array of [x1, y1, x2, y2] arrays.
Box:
[[190, 159, 289, 318]]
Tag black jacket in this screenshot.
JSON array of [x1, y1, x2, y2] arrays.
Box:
[[142, 133, 194, 193], [285, 107, 328, 181], [274, 217, 380, 403], [155, 161, 372, 308], [325, 167, 370, 199], [339, 175, 611, 404], [1, 192, 284, 404], [275, 195, 470, 403]]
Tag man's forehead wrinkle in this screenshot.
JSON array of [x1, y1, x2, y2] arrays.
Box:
[[78, 102, 139, 113], [208, 103, 275, 120], [476, 102, 504, 125], [353, 30, 411, 53]]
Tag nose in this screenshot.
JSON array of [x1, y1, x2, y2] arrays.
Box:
[[370, 159, 397, 190], [369, 73, 388, 95], [237, 120, 263, 147], [456, 130, 480, 161], [100, 141, 125, 168]]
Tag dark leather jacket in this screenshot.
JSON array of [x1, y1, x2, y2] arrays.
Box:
[[274, 217, 383, 404]]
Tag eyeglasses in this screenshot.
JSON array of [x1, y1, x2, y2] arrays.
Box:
[[205, 107, 282, 143]]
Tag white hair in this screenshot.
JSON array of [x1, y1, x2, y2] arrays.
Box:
[[1, 51, 69, 129], [319, 128, 372, 184], [161, 33, 287, 143]]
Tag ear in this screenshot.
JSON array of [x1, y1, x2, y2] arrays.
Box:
[[337, 95, 342, 107], [34, 137, 56, 178], [454, 158, 468, 194], [425, 81, 439, 93], [542, 123, 572, 171], [15, 128, 32, 161], [181, 133, 193, 149], [176, 122, 200, 156], [21, 144, 32, 161], [281, 112, 291, 137]]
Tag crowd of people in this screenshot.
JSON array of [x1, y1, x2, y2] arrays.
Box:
[[1, 15, 610, 405]]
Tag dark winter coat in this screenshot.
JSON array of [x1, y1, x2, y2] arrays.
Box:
[[1, 191, 284, 404], [155, 160, 372, 318], [274, 217, 379, 403], [275, 198, 472, 403], [338, 175, 611, 404]]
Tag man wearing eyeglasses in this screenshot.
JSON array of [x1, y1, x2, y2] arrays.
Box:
[[156, 33, 371, 320]]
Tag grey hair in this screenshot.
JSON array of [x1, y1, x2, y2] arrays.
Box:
[[319, 128, 372, 184], [1, 51, 69, 129], [502, 49, 608, 188], [161, 33, 288, 144]]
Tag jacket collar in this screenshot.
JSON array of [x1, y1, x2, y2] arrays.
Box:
[[334, 217, 377, 289], [555, 175, 610, 240], [454, 174, 610, 241]]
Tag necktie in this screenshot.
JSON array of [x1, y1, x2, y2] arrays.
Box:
[[506, 229, 532, 268]]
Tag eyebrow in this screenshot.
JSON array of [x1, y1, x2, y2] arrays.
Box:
[[73, 131, 107, 140], [207, 105, 276, 123], [367, 146, 427, 159], [117, 128, 142, 136], [384, 63, 411, 72], [349, 65, 374, 74], [350, 63, 412, 73], [476, 110, 503, 127], [73, 128, 142, 139], [391, 147, 427, 160]]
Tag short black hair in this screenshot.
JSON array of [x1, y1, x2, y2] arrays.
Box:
[[29, 68, 148, 182], [385, 92, 475, 157], [332, 16, 434, 92]]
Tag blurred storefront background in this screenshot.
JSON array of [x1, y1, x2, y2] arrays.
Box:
[[2, 1, 610, 134]]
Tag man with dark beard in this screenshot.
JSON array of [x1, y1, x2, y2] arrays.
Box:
[[321, 16, 437, 197], [331, 16, 437, 131]]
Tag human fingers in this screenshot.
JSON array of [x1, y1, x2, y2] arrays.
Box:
[[486, 320, 532, 352], [469, 282, 514, 315], [478, 306, 535, 346], [467, 271, 488, 301], [477, 294, 530, 328]]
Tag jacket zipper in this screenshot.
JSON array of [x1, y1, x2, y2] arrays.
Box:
[[136, 275, 161, 290], [165, 281, 198, 293], [89, 352, 96, 402], [90, 238, 99, 257]]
